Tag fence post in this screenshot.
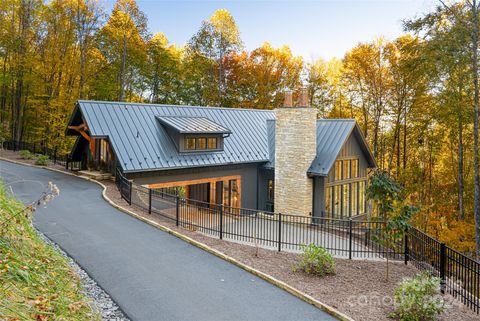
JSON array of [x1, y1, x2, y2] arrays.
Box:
[[219, 205, 223, 240], [440, 242, 446, 294], [33, 142, 36, 154], [278, 213, 282, 252], [53, 148, 57, 164], [175, 196, 179, 226], [148, 188, 152, 214], [349, 218, 353, 260], [404, 228, 409, 265]]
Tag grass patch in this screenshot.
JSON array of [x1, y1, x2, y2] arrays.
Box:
[[0, 181, 99, 320]]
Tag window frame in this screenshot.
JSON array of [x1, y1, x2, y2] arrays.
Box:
[[182, 135, 222, 152]]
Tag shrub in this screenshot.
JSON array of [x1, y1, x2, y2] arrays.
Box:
[[392, 272, 445, 321], [295, 243, 336, 276], [19, 150, 34, 160], [35, 155, 49, 166]]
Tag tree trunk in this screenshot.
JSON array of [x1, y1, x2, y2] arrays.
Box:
[[119, 33, 127, 102], [472, 0, 480, 260], [458, 105, 464, 220]]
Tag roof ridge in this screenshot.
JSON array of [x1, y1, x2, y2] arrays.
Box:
[[78, 100, 274, 113]]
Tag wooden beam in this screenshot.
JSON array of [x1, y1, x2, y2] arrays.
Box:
[[146, 175, 241, 189]]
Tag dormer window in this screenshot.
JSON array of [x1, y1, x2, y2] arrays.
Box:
[[157, 115, 231, 153], [184, 136, 219, 151]]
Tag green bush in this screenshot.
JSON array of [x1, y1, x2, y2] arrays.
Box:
[[392, 272, 445, 321], [295, 243, 336, 276], [35, 155, 49, 166], [18, 149, 34, 160]]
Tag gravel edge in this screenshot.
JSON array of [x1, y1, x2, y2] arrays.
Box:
[[35, 229, 130, 321]]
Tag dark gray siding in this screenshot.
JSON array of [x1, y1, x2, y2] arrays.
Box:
[[129, 164, 259, 210], [313, 176, 325, 218]]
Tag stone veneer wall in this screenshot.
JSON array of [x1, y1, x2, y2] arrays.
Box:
[[274, 107, 317, 216]]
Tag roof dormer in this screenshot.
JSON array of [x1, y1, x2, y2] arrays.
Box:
[[156, 116, 231, 153]]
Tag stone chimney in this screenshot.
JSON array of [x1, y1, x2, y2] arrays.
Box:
[[274, 89, 317, 216]]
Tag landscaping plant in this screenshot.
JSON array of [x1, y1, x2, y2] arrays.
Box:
[[35, 154, 50, 166], [391, 272, 445, 321], [367, 170, 419, 281], [18, 149, 34, 160], [295, 243, 336, 276]]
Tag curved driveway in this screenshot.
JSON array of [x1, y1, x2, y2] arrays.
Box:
[[0, 160, 336, 321]]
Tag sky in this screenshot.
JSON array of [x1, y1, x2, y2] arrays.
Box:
[[105, 0, 438, 61]]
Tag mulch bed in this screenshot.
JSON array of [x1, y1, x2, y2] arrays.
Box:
[[1, 152, 478, 321]]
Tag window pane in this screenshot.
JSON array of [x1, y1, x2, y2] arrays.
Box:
[[334, 185, 341, 218], [351, 182, 358, 216], [208, 137, 218, 149], [343, 183, 350, 217], [335, 161, 342, 180], [223, 180, 230, 206], [359, 181, 365, 214], [230, 179, 240, 208], [343, 160, 351, 179], [185, 137, 196, 150], [267, 179, 274, 201], [197, 137, 207, 149], [352, 159, 359, 178], [325, 186, 332, 217]]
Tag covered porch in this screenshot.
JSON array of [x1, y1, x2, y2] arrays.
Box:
[[145, 175, 241, 209]]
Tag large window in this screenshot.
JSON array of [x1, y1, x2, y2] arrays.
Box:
[[325, 186, 332, 216], [343, 160, 351, 180], [359, 181, 366, 214], [351, 182, 358, 216], [351, 159, 359, 178], [335, 161, 342, 180], [334, 159, 360, 181], [334, 185, 342, 217], [342, 184, 350, 217]]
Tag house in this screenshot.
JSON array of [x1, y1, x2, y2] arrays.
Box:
[[65, 93, 376, 219]]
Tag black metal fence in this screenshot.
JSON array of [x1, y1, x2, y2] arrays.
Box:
[[406, 227, 480, 313], [116, 169, 480, 313], [2, 140, 83, 170]]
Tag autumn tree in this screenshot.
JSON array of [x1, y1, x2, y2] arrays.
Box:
[[95, 0, 148, 101]]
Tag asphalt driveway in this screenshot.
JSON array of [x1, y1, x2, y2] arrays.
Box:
[[0, 160, 337, 321]]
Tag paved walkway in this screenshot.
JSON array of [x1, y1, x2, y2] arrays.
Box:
[[0, 160, 337, 321]]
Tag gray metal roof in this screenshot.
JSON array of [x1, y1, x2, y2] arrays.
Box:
[[68, 101, 375, 174], [156, 116, 231, 134], [264, 119, 375, 176], [73, 101, 274, 173], [307, 119, 376, 176]]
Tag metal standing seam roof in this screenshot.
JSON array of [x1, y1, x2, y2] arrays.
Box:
[[69, 101, 375, 175], [307, 119, 376, 176], [264, 118, 375, 176], [156, 116, 232, 134], [74, 101, 274, 173]]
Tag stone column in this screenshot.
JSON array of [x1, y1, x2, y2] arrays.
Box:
[[274, 106, 317, 216]]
